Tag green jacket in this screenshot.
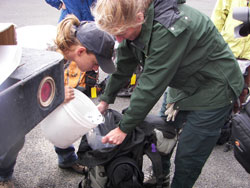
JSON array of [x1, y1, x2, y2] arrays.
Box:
[[100, 0, 244, 133]]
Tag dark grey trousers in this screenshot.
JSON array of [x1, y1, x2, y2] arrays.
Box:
[[161, 104, 232, 188]]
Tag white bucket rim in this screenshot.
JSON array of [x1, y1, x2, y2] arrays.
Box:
[[62, 89, 104, 127], [62, 104, 101, 129]]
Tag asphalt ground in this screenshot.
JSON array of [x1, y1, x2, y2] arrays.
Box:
[[1, 0, 250, 187]]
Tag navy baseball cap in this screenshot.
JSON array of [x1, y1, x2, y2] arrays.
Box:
[[75, 21, 116, 74]]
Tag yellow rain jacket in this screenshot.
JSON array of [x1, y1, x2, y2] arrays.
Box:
[[211, 0, 250, 59]]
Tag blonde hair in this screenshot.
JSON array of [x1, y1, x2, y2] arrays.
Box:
[[55, 14, 82, 53], [92, 0, 153, 35]]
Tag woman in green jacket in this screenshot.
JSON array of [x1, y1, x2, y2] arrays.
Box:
[[93, 0, 244, 187]]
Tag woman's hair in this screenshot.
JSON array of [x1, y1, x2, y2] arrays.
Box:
[[55, 14, 82, 53], [92, 0, 153, 35]]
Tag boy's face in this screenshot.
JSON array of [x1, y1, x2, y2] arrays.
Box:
[[64, 45, 99, 72]]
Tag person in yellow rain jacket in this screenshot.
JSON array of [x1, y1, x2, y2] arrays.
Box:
[[211, 0, 250, 108], [211, 0, 250, 59]]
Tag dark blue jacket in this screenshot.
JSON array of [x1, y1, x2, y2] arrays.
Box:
[[45, 0, 95, 22]]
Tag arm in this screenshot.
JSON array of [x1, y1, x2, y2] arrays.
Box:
[[99, 42, 139, 104], [119, 27, 183, 133], [102, 22, 190, 144], [45, 0, 63, 10], [211, 0, 231, 32], [99, 42, 141, 145], [97, 101, 109, 114]]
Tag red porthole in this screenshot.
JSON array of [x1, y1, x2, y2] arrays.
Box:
[[37, 76, 55, 107]]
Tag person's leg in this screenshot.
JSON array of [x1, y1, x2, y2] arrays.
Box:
[[158, 90, 186, 188], [171, 105, 232, 188], [55, 145, 85, 174], [145, 90, 169, 186], [160, 111, 187, 188], [160, 152, 173, 188], [0, 137, 25, 188], [55, 145, 77, 167]]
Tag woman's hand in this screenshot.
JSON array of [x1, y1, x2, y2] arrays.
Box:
[[102, 127, 127, 145], [64, 86, 74, 103], [97, 101, 109, 114]]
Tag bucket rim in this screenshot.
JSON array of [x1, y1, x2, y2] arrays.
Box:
[[62, 89, 104, 127]]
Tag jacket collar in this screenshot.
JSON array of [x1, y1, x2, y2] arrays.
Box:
[[129, 0, 180, 56], [128, 1, 154, 56]]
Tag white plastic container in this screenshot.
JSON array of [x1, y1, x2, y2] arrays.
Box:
[[40, 89, 104, 149], [86, 126, 115, 150]]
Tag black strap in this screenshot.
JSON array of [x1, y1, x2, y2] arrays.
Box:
[[144, 144, 164, 187], [78, 181, 82, 188]]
